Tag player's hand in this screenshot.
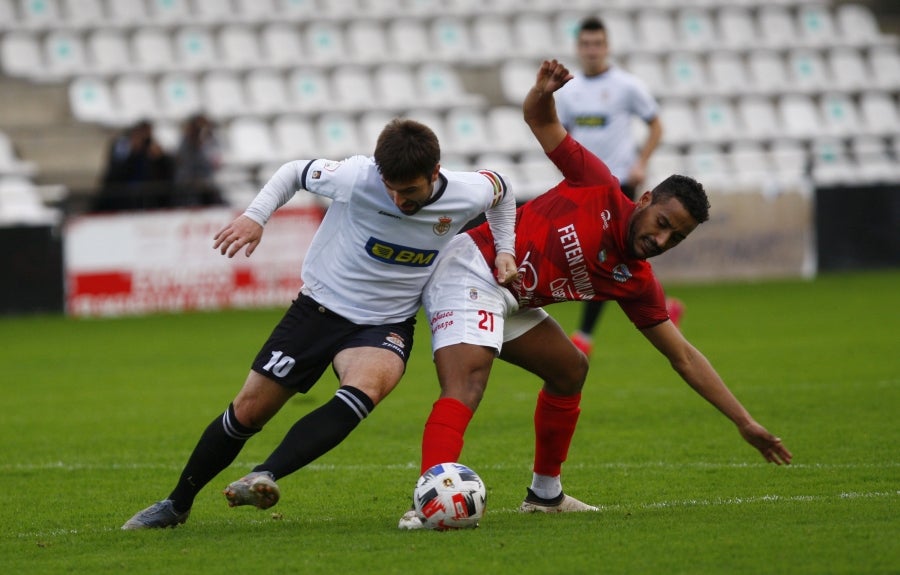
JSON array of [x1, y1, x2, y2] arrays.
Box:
[[738, 420, 793, 465], [494, 252, 519, 285], [213, 215, 263, 258], [536, 59, 573, 94]]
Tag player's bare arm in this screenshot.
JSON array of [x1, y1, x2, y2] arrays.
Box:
[[213, 215, 264, 258], [523, 59, 573, 154], [640, 320, 793, 465]]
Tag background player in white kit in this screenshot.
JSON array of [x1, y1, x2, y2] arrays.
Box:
[[122, 119, 518, 530]]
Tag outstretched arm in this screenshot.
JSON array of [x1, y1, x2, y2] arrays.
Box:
[[640, 320, 793, 465], [523, 60, 573, 154]]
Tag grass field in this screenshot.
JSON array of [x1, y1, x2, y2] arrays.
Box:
[[1, 270, 898, 574]]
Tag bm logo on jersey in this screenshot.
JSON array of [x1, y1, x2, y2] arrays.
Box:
[[366, 237, 438, 267]]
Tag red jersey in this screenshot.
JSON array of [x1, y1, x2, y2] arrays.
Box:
[[468, 134, 668, 328]]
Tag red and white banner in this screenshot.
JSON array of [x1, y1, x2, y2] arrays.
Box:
[[64, 206, 323, 317]]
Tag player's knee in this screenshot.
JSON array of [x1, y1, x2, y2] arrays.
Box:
[[545, 353, 588, 396], [439, 377, 488, 411]]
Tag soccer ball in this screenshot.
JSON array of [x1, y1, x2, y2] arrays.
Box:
[[413, 462, 486, 530]]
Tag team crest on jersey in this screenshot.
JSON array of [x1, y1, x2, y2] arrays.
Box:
[[612, 264, 632, 283], [597, 249, 607, 263], [468, 288, 479, 301], [433, 216, 453, 235], [600, 210, 611, 230]]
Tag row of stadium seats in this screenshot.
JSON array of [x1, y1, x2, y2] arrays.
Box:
[[1, 4, 894, 81], [68, 63, 484, 126], [0, 0, 882, 35]]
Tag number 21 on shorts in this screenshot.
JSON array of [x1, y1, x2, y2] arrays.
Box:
[[477, 310, 495, 332]]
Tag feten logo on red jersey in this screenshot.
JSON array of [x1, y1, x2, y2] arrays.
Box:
[[365, 237, 438, 267]]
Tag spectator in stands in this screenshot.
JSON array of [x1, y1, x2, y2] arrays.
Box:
[[555, 16, 678, 356], [95, 119, 174, 211], [174, 113, 225, 207]]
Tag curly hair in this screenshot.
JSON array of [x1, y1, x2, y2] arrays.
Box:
[[651, 174, 710, 224]]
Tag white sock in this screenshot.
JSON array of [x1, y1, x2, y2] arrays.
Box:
[[530, 473, 562, 500]]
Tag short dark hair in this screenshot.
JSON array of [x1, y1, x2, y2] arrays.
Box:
[[579, 16, 607, 35], [373, 119, 441, 183], [651, 174, 710, 224]]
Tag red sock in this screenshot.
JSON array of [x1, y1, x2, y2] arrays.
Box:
[[533, 389, 581, 476], [421, 398, 473, 474]]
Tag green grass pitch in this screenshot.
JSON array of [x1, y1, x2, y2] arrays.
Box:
[[1, 270, 897, 574]]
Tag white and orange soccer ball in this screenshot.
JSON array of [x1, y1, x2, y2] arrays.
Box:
[[413, 462, 487, 530]]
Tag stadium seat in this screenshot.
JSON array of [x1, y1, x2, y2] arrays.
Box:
[[835, 3, 886, 47], [695, 98, 739, 144], [658, 99, 697, 147], [286, 68, 333, 114], [850, 135, 900, 183], [810, 138, 856, 186], [624, 54, 665, 96], [747, 50, 790, 95], [0, 32, 44, 80], [0, 176, 61, 225], [859, 92, 900, 137], [43, 30, 87, 78], [553, 12, 585, 58], [498, 60, 536, 105], [778, 94, 823, 140], [416, 63, 484, 108], [304, 21, 347, 65], [114, 74, 159, 124], [387, 19, 430, 64], [332, 66, 377, 113], [737, 96, 780, 142], [226, 117, 277, 166], [260, 24, 304, 67], [315, 113, 363, 159], [675, 9, 717, 50], [443, 107, 490, 156], [646, 145, 685, 187], [346, 20, 390, 65], [716, 7, 757, 51], [0, 0, 15, 31], [471, 15, 515, 63], [869, 46, 900, 90], [665, 52, 707, 97], [174, 27, 218, 71], [430, 16, 472, 63], [106, 0, 149, 26], [819, 93, 861, 138], [60, 0, 107, 28], [17, 0, 62, 29], [511, 14, 556, 59], [708, 52, 749, 96], [487, 105, 539, 156], [757, 6, 797, 49], [796, 4, 837, 47], [601, 10, 637, 55], [68, 76, 118, 126], [403, 108, 447, 144], [728, 141, 775, 188], [219, 26, 263, 70], [201, 71, 247, 120], [373, 63, 419, 110], [146, 0, 191, 24], [245, 69, 290, 115], [132, 28, 176, 72], [684, 143, 732, 190], [233, 0, 277, 23], [828, 47, 870, 91], [272, 115, 315, 159], [517, 151, 563, 200], [635, 9, 677, 53], [191, 0, 234, 23], [786, 49, 830, 93], [87, 30, 132, 74], [158, 73, 202, 121], [769, 139, 810, 186]]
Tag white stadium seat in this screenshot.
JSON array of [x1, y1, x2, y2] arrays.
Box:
[[245, 70, 290, 115], [201, 71, 248, 120], [287, 68, 333, 114], [114, 74, 159, 124], [260, 24, 304, 67], [69, 76, 118, 126], [132, 28, 176, 73], [157, 73, 203, 121], [87, 30, 132, 74], [218, 26, 263, 69]]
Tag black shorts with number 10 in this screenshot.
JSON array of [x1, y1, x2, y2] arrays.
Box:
[[251, 294, 416, 393]]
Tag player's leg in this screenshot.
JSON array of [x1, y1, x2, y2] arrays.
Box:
[[500, 315, 597, 513]]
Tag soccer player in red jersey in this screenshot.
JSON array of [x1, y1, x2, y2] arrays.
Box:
[[399, 60, 792, 528]]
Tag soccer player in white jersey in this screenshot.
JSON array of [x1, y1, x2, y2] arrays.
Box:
[[122, 119, 518, 530]]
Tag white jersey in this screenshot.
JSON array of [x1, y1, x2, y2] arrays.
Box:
[[243, 156, 514, 325], [554, 66, 659, 181]]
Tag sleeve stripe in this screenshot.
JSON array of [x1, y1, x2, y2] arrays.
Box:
[[478, 169, 508, 207]]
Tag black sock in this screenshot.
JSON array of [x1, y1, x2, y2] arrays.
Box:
[[254, 386, 375, 479], [167, 403, 259, 512]]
